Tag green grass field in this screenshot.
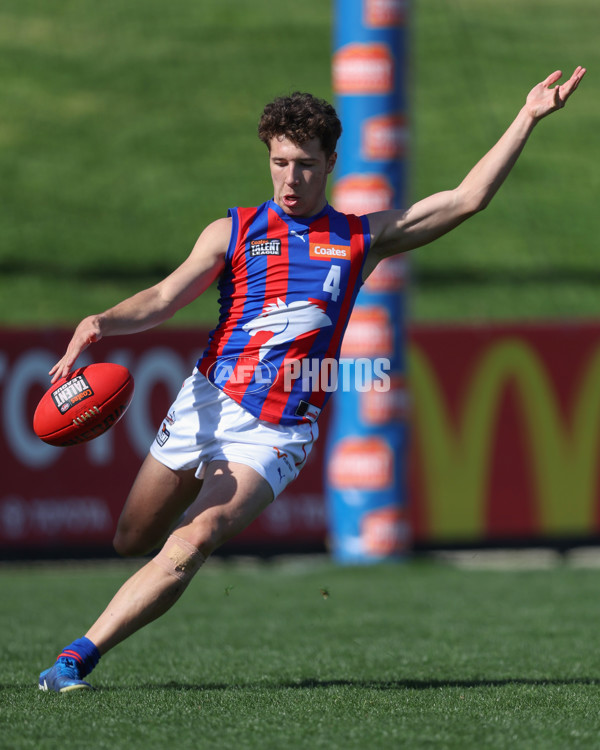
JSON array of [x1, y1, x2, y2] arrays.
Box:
[[2, 556, 600, 749], [3, 5, 600, 749], [1, 0, 599, 326]]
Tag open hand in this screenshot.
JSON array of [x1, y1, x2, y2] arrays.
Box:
[[49, 315, 103, 383], [525, 66, 586, 121]]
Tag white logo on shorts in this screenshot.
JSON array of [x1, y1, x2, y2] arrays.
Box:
[[155, 423, 170, 446]]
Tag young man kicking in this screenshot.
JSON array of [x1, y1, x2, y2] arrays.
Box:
[[39, 66, 585, 691]]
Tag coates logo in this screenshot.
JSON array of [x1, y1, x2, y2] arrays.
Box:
[[333, 43, 394, 95], [332, 174, 394, 215], [364, 0, 406, 28], [361, 506, 409, 556], [362, 114, 407, 161], [340, 306, 393, 358], [361, 374, 409, 425], [207, 355, 279, 395], [364, 255, 408, 292], [328, 436, 394, 490], [309, 243, 351, 261]]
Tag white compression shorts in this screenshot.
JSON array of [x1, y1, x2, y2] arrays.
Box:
[[149, 369, 318, 499]]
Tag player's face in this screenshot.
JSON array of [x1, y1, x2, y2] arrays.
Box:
[[269, 136, 337, 218]]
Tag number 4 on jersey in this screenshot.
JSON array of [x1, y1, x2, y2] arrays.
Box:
[[322, 264, 342, 301]]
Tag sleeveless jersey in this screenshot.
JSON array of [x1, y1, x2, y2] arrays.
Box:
[[198, 199, 371, 425]]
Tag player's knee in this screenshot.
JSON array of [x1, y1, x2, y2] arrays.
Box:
[[152, 534, 206, 581], [112, 531, 138, 557], [184, 516, 234, 558], [112, 528, 155, 558]]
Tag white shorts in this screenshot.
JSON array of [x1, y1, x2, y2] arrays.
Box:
[[149, 369, 318, 499]]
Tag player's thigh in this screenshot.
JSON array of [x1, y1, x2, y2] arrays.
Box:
[[173, 459, 274, 556], [114, 453, 203, 555]]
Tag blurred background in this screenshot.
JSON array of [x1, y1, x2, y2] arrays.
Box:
[[2, 0, 598, 326], [1, 0, 599, 558]]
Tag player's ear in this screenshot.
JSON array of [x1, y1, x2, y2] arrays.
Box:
[[326, 151, 337, 174]]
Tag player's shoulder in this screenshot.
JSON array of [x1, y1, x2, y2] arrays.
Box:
[[205, 215, 233, 236], [200, 216, 233, 245], [190, 216, 233, 263]]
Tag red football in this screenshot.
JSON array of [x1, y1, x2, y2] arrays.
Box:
[[33, 362, 134, 447]]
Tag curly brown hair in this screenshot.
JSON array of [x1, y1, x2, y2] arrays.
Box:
[[258, 92, 342, 157]]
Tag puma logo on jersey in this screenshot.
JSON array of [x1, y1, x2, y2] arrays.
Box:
[[290, 230, 307, 243], [242, 298, 332, 361]]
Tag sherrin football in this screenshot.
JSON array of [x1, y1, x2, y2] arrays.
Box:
[[33, 363, 134, 447]]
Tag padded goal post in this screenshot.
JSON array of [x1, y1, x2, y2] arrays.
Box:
[[327, 0, 410, 562]]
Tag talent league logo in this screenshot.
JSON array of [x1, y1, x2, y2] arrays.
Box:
[[250, 239, 282, 257], [333, 42, 394, 95], [51, 375, 94, 414]]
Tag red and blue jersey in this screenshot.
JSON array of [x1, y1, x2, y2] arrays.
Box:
[[198, 200, 371, 425]]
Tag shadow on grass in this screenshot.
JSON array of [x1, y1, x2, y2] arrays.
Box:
[[7, 677, 600, 693], [128, 677, 600, 692]]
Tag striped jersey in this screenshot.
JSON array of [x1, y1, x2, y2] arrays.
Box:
[[198, 199, 371, 425]]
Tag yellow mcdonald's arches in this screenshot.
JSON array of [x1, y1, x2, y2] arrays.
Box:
[[409, 338, 600, 540]]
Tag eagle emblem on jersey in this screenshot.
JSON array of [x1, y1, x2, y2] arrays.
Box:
[[242, 298, 332, 361]]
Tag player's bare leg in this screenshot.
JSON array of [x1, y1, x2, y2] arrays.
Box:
[[112, 453, 204, 557], [39, 460, 273, 691], [84, 460, 273, 654]]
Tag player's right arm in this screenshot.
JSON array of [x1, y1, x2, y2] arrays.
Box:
[[49, 217, 231, 382]]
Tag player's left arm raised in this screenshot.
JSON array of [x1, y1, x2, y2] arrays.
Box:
[[366, 66, 586, 262]]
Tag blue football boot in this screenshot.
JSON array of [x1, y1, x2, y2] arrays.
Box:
[[39, 657, 93, 693]]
